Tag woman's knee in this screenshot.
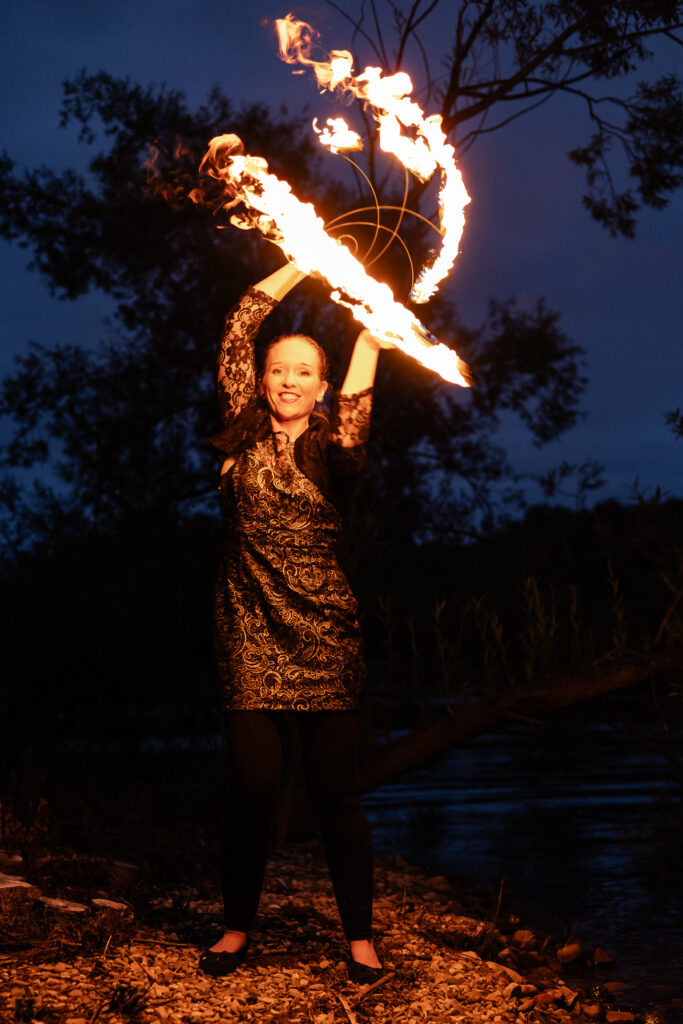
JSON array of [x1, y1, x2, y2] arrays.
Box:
[[308, 780, 361, 822], [229, 766, 281, 809], [224, 710, 282, 809], [298, 712, 360, 815]]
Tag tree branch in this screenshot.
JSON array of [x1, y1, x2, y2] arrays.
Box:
[[370, 0, 390, 66], [394, 0, 443, 70], [442, 0, 496, 122], [447, 16, 589, 130], [326, 0, 386, 64], [459, 89, 556, 145], [562, 20, 683, 60], [358, 647, 683, 792]]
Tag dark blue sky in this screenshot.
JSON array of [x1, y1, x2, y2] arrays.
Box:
[[2, 0, 681, 505]]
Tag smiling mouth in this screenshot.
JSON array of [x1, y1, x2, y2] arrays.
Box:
[[279, 393, 300, 403]]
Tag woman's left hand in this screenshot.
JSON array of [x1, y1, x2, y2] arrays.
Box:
[[356, 329, 397, 351]]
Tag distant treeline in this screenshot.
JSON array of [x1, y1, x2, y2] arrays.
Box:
[[2, 495, 682, 764]]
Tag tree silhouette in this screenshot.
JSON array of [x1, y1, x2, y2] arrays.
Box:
[[1, 70, 587, 546], [1, 2, 681, 790], [328, 0, 683, 238]]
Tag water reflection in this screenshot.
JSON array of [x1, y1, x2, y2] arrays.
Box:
[[362, 711, 683, 1010]]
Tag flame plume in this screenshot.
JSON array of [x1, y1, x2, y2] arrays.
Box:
[[198, 15, 472, 388], [276, 13, 470, 304], [312, 117, 363, 154]]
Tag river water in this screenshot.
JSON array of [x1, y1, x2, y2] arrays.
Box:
[[361, 695, 683, 1016]]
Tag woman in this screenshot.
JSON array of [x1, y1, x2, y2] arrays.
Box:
[[199, 261, 391, 983]]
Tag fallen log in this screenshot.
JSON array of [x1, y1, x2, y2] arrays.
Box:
[[358, 647, 683, 793]]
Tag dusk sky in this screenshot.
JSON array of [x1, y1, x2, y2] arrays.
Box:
[[2, 0, 681, 506]]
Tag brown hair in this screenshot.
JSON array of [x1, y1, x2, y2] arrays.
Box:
[[261, 334, 329, 384]]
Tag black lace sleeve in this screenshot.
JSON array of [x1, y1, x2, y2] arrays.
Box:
[[216, 286, 278, 426], [329, 388, 373, 448]]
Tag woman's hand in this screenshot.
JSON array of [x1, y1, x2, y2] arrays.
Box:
[[355, 329, 397, 352]]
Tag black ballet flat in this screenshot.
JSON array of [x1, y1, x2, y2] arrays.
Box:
[[346, 958, 385, 984], [198, 939, 249, 976]]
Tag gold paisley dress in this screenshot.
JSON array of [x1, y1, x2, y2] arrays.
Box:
[[210, 287, 372, 712]]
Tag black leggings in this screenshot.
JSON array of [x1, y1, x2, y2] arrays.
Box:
[[219, 709, 374, 942]]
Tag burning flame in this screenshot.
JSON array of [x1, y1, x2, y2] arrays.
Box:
[[276, 14, 470, 305], [312, 117, 363, 154], [198, 15, 472, 387]]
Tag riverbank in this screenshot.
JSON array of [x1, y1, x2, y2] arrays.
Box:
[[362, 704, 683, 1013], [1, 840, 661, 1024]]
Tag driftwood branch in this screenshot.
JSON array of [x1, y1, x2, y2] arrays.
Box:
[[358, 647, 683, 793]]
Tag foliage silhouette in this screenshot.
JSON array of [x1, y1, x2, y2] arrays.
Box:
[[329, 0, 683, 238], [1, 71, 587, 545], [1, 2, 682, 792]]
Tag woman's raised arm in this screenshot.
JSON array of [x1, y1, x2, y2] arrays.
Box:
[[330, 330, 395, 451], [252, 262, 307, 302], [215, 263, 306, 426], [339, 329, 394, 396]]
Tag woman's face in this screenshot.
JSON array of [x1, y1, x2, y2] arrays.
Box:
[[259, 337, 327, 427]]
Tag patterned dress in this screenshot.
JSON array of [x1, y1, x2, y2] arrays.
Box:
[[210, 287, 372, 712]]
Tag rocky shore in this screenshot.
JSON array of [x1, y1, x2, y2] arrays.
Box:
[[3, 840, 672, 1024]]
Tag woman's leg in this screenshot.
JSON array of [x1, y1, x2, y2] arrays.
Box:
[[297, 711, 380, 965], [214, 710, 283, 950]]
